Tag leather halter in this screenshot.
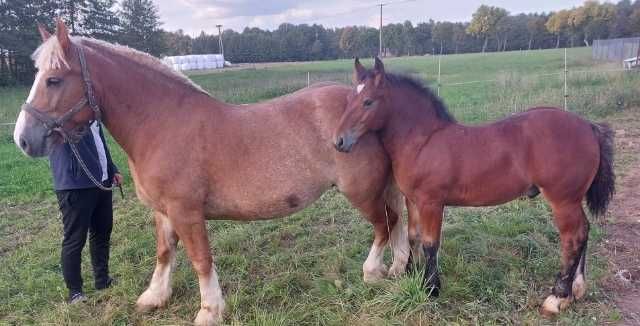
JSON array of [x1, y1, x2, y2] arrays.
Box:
[[20, 43, 119, 193], [21, 44, 101, 143]]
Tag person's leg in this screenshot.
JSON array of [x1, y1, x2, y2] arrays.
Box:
[[89, 189, 113, 289], [58, 189, 96, 296]]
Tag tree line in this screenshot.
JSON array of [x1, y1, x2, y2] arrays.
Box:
[[2, 0, 640, 86]]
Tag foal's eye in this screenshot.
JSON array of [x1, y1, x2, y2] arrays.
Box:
[[363, 99, 375, 107], [46, 77, 62, 87]]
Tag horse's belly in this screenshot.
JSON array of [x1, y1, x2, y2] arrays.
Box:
[[203, 181, 331, 221], [445, 175, 530, 207]]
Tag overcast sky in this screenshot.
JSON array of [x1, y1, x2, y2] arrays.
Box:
[[156, 0, 587, 36]]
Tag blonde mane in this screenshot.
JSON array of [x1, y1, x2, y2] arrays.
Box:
[[32, 36, 208, 95]]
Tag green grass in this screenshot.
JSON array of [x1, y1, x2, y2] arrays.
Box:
[[1, 47, 639, 325]]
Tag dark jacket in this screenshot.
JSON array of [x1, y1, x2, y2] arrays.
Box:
[[49, 123, 118, 191]]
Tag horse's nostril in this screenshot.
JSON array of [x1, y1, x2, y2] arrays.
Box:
[[19, 138, 28, 150], [336, 137, 344, 148]]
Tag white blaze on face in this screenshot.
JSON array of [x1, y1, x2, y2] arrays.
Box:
[[356, 83, 365, 94], [14, 72, 42, 149]]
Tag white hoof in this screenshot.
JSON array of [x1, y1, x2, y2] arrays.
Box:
[[136, 288, 171, 312], [194, 305, 224, 326], [540, 294, 572, 317], [363, 264, 388, 283], [572, 274, 586, 300], [388, 261, 406, 278]]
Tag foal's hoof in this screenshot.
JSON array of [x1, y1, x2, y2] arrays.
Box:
[[572, 274, 586, 300], [194, 306, 224, 326], [540, 295, 572, 317], [425, 285, 440, 298], [363, 264, 388, 283]]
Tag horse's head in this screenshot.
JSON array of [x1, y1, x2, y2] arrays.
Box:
[[14, 19, 97, 157], [334, 57, 390, 153]]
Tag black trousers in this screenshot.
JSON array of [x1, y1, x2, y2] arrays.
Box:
[[56, 188, 113, 293]]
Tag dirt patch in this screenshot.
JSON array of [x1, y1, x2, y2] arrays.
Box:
[[600, 113, 640, 325]]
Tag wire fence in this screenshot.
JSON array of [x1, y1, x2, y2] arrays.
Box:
[[593, 37, 640, 62], [2, 48, 639, 130]]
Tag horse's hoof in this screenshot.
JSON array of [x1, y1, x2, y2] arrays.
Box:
[[572, 274, 586, 300], [194, 306, 224, 326], [363, 264, 388, 283], [540, 295, 572, 317], [388, 262, 407, 278], [135, 289, 170, 312]]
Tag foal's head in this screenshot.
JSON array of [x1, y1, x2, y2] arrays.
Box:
[[14, 19, 94, 157], [334, 57, 390, 153]]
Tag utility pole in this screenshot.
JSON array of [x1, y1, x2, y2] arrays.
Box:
[[216, 24, 224, 58], [379, 3, 386, 58]]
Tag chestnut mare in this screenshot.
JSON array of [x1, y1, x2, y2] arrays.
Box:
[[13, 21, 410, 325], [334, 58, 615, 317]]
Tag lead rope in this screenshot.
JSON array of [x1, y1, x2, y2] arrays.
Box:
[[62, 131, 114, 191]]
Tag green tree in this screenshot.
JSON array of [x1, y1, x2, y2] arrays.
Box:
[[118, 0, 164, 56], [80, 0, 119, 41], [546, 10, 570, 48], [467, 5, 508, 52]]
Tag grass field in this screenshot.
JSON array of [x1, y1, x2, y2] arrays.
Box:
[[1, 48, 639, 325]]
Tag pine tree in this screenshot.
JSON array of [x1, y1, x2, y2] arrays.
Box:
[[80, 0, 120, 41], [119, 0, 164, 55]]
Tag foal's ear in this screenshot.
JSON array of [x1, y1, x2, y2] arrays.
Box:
[[353, 57, 367, 85], [373, 57, 386, 87], [55, 18, 71, 55], [37, 22, 52, 42]]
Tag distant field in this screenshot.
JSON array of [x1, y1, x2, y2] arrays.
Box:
[[1, 48, 639, 325]]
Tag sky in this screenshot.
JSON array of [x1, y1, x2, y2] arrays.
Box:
[[155, 0, 588, 36]]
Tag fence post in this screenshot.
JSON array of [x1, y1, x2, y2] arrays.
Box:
[[437, 54, 442, 96], [307, 71, 310, 87], [564, 48, 568, 110]]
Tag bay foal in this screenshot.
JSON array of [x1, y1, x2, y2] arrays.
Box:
[[13, 21, 410, 325], [334, 58, 615, 316]]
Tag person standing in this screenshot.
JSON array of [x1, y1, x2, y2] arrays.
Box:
[[50, 121, 123, 303]]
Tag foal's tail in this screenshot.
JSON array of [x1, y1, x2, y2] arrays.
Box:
[[586, 123, 615, 217]]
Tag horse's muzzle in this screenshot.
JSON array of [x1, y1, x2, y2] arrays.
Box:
[[334, 134, 356, 153]]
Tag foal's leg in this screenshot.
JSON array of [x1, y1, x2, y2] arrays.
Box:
[[417, 202, 444, 297], [136, 212, 178, 311], [540, 202, 590, 317], [406, 199, 424, 272], [170, 207, 225, 326]]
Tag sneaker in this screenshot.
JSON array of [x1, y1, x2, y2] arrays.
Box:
[[96, 276, 114, 290], [67, 292, 87, 304]]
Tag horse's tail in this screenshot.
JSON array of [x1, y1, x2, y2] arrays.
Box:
[[586, 123, 615, 217]]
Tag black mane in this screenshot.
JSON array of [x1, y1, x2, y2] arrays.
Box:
[[363, 71, 456, 123]]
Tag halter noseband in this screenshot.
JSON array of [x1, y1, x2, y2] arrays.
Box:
[[21, 44, 102, 143]]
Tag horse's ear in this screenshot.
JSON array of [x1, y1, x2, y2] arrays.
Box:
[[353, 57, 367, 85], [37, 22, 51, 42], [373, 57, 386, 87], [55, 18, 71, 54]]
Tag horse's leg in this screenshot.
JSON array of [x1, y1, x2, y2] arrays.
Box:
[[170, 207, 224, 326], [540, 201, 589, 317], [384, 184, 411, 278], [357, 199, 397, 283], [406, 198, 423, 272], [417, 202, 444, 297], [136, 211, 178, 311]]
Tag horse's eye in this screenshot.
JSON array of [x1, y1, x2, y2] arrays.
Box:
[[363, 99, 375, 107], [46, 77, 62, 87]]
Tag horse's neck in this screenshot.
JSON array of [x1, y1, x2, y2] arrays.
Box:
[[382, 89, 452, 159], [93, 53, 218, 158]]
